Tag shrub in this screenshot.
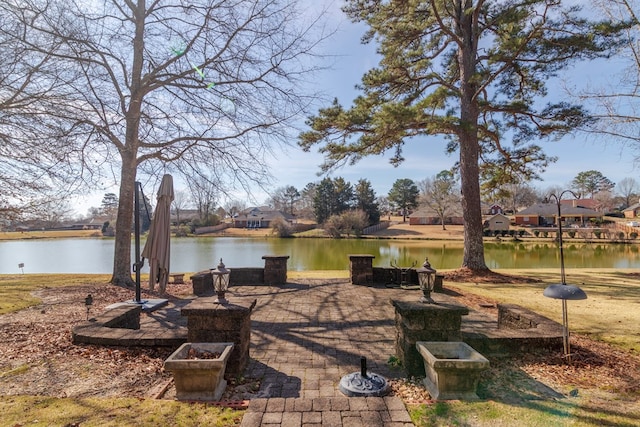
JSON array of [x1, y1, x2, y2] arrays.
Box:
[[594, 230, 602, 239], [175, 225, 190, 237], [271, 217, 293, 237], [631, 232, 638, 239], [324, 215, 343, 238], [323, 210, 369, 238], [568, 231, 576, 238]]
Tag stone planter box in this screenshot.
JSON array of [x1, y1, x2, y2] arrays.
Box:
[[164, 342, 234, 401], [416, 341, 489, 400]]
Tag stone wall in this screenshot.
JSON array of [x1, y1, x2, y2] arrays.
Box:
[[231, 268, 265, 285], [190, 262, 286, 295]]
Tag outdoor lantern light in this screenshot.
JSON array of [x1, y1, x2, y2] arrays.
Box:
[[211, 258, 231, 304], [417, 258, 437, 304], [543, 190, 587, 364], [84, 294, 93, 320]]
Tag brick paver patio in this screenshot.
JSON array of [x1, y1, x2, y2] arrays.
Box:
[[232, 279, 419, 426]]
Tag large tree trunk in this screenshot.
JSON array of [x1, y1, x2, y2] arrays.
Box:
[[110, 0, 145, 286], [458, 131, 488, 271], [457, 0, 489, 272], [111, 157, 137, 286]]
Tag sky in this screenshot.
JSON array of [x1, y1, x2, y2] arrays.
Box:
[[72, 0, 639, 215], [243, 1, 638, 204]]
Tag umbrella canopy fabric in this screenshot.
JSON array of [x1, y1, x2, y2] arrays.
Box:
[[142, 174, 174, 293]]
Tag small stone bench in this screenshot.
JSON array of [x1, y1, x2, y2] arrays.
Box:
[[170, 273, 185, 284], [498, 304, 552, 330], [462, 303, 564, 355]]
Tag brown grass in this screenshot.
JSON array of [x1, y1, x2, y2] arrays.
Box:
[[445, 268, 640, 353], [0, 230, 101, 240]]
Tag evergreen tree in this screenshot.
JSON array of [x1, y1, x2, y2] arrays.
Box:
[[354, 179, 380, 225], [571, 170, 615, 198], [299, 182, 317, 219], [333, 177, 354, 213], [388, 179, 419, 222], [313, 178, 337, 224], [283, 186, 301, 215], [100, 193, 119, 217], [300, 0, 627, 272]]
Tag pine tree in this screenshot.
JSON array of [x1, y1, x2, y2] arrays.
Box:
[[300, 0, 627, 272]]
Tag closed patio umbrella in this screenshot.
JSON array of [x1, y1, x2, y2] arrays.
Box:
[[142, 174, 174, 293]]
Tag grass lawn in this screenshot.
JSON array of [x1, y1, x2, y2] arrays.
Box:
[[0, 395, 242, 427], [0, 274, 113, 314], [445, 268, 640, 353], [408, 390, 640, 427]]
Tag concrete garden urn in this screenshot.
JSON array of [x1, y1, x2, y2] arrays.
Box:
[[164, 342, 234, 401], [416, 341, 489, 400]]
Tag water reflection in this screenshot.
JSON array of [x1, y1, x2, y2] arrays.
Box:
[[1, 237, 640, 273]]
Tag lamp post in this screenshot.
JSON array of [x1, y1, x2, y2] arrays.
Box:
[[211, 259, 231, 304], [542, 190, 587, 364], [417, 258, 437, 304]]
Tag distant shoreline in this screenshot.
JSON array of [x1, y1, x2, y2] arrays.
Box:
[[2, 222, 635, 244]]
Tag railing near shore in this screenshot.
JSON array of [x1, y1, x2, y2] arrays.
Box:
[[194, 223, 231, 235], [362, 221, 391, 235]]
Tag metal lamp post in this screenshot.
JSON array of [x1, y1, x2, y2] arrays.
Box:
[[543, 190, 587, 364], [211, 259, 231, 304], [417, 257, 437, 304]]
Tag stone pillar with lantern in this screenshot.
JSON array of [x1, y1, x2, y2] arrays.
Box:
[[391, 258, 470, 376], [181, 258, 256, 376]]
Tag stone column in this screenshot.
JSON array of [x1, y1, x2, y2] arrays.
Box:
[[434, 274, 444, 292], [181, 298, 257, 376], [262, 255, 289, 285], [190, 270, 213, 296], [349, 254, 375, 285], [391, 299, 469, 377]]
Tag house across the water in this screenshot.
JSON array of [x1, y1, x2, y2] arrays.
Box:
[[233, 207, 295, 229]]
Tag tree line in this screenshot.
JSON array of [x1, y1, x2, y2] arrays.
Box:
[[92, 169, 636, 237]]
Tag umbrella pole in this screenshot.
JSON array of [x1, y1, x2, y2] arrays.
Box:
[[134, 181, 142, 303]]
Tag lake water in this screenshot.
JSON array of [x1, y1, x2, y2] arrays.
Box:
[[1, 237, 640, 274]]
